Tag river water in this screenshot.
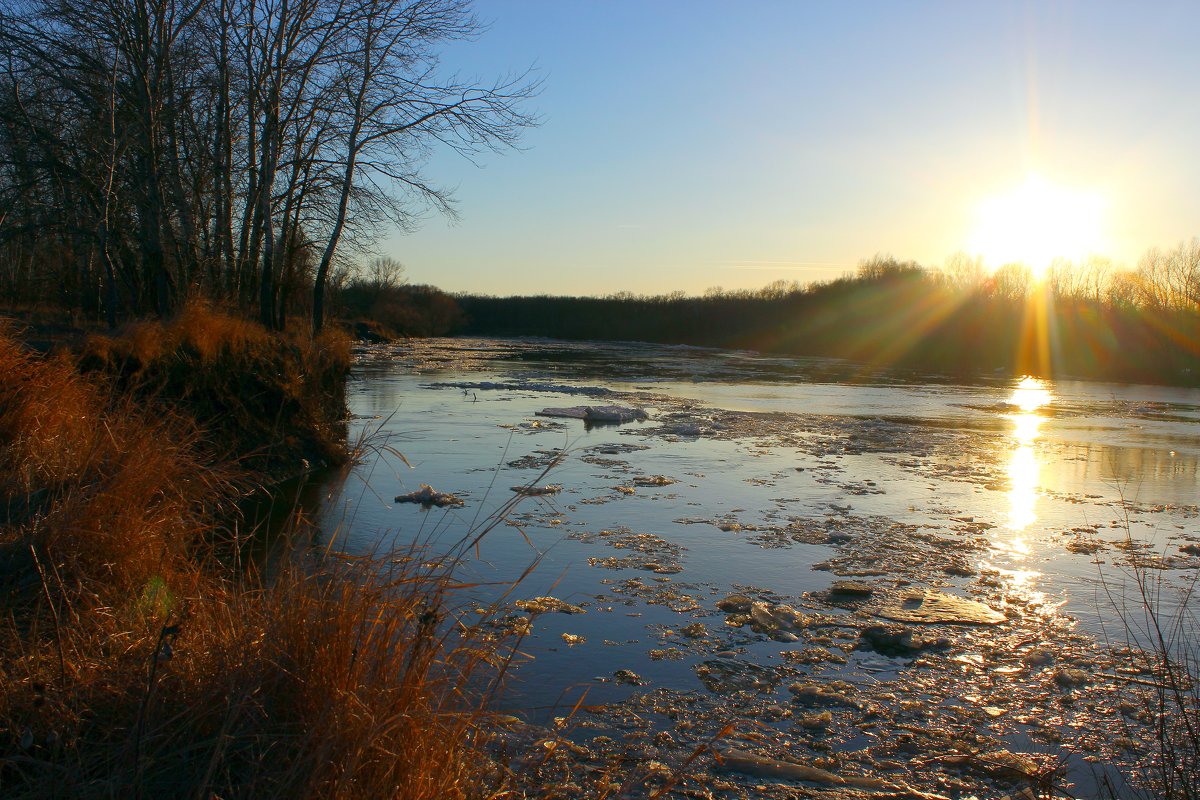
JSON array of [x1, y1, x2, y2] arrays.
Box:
[[315, 337, 1200, 798]]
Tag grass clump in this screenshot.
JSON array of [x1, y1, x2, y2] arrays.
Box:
[[0, 315, 512, 799], [0, 326, 220, 604]]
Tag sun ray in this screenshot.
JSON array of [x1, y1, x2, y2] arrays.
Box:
[[844, 280, 978, 376]]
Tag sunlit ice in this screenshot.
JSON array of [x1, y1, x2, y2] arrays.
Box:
[[969, 175, 1108, 280]]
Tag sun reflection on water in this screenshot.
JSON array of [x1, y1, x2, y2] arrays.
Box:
[[985, 377, 1053, 608], [1005, 444, 1040, 535], [1011, 412, 1042, 445], [1010, 376, 1052, 414], [1004, 377, 1050, 535]]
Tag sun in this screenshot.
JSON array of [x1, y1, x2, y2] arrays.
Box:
[[969, 175, 1107, 280]]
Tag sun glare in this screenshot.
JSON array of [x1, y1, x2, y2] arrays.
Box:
[[970, 175, 1106, 280], [1010, 375, 1051, 413]]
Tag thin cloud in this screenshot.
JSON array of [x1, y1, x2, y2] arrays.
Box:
[[720, 260, 854, 271]]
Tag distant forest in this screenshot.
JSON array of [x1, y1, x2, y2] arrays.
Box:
[[455, 249, 1200, 387]]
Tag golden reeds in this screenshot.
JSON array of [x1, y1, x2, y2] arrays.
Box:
[[0, 309, 510, 799], [77, 300, 351, 476]]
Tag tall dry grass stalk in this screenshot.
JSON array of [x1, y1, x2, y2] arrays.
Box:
[[1, 313, 515, 799], [1099, 505, 1200, 800]]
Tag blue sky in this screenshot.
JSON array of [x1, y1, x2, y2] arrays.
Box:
[[383, 1, 1200, 296]]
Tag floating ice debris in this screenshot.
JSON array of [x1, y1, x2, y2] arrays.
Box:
[[938, 749, 1044, 781], [613, 669, 647, 685], [537, 406, 598, 420], [1022, 648, 1054, 667], [536, 405, 648, 423], [515, 596, 585, 615], [584, 405, 647, 422], [782, 646, 848, 666], [827, 579, 876, 599], [715, 748, 842, 784], [716, 593, 753, 613], [716, 748, 902, 790], [510, 484, 562, 496], [1053, 666, 1092, 688], [649, 647, 684, 661], [695, 659, 776, 694], [797, 710, 831, 729], [859, 623, 950, 657], [586, 443, 651, 455], [748, 601, 808, 635], [632, 474, 676, 487], [394, 484, 464, 508], [715, 596, 811, 641], [788, 680, 860, 708], [879, 588, 1005, 625], [426, 380, 614, 396]]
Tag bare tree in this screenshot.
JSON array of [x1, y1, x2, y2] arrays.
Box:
[[990, 262, 1032, 300], [366, 255, 406, 291], [856, 253, 923, 282], [1106, 269, 1144, 309], [310, 0, 537, 333], [0, 0, 535, 329], [1138, 239, 1200, 310], [941, 251, 987, 290]]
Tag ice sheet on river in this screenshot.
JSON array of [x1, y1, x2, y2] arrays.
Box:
[[878, 588, 1006, 625], [426, 379, 614, 397], [536, 405, 648, 423]]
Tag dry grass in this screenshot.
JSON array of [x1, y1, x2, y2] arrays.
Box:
[[0, 326, 221, 603], [156, 557, 510, 799], [78, 300, 352, 477], [1100, 514, 1200, 800], [0, 315, 513, 799]]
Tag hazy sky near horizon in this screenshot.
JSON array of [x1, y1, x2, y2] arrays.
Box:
[[382, 1, 1200, 297]]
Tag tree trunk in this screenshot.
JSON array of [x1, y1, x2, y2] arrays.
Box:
[[312, 150, 357, 335]]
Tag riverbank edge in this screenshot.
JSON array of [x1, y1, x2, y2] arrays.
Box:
[[0, 305, 510, 798]]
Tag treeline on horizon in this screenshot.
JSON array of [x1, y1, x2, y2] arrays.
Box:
[[454, 248, 1200, 386]]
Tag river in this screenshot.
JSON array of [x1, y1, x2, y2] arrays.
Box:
[[313, 337, 1200, 798]]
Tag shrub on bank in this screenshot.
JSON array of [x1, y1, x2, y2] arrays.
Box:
[[77, 301, 352, 477]]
